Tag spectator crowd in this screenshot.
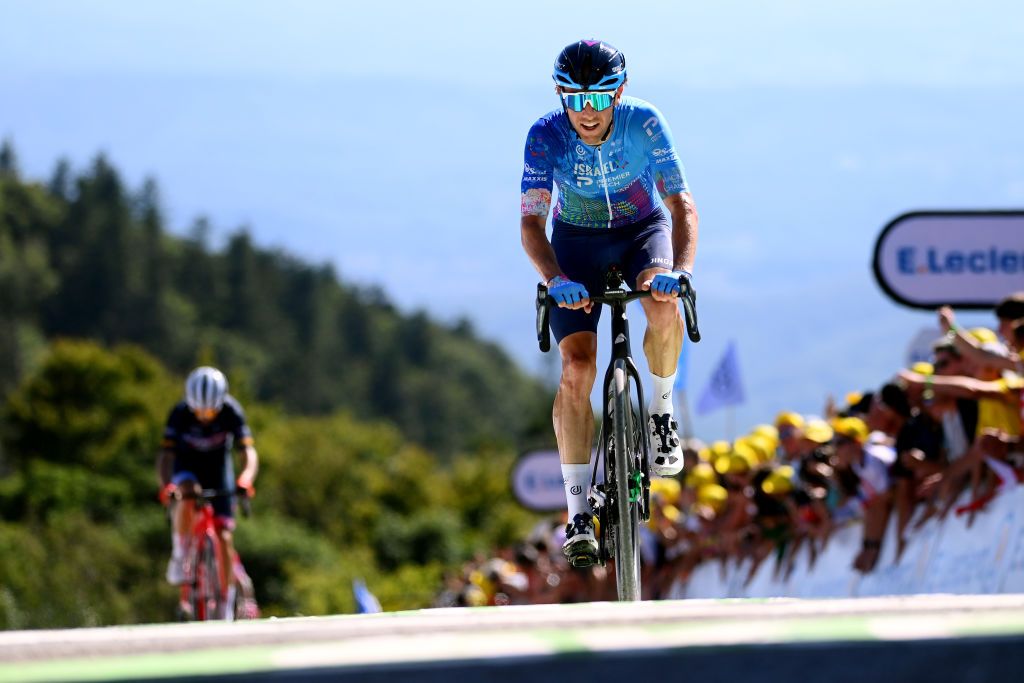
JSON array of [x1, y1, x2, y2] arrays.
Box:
[[437, 292, 1024, 607]]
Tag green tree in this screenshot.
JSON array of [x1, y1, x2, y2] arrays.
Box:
[[3, 340, 176, 518], [0, 140, 18, 179], [0, 176, 60, 394]]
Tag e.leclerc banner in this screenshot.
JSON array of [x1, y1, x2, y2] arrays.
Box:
[[873, 211, 1024, 310]]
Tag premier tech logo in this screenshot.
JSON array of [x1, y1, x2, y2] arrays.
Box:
[[896, 246, 1024, 275], [872, 210, 1024, 310]]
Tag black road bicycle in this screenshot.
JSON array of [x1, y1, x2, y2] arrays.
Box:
[[536, 266, 700, 601]]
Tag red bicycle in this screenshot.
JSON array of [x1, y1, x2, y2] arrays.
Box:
[[172, 487, 260, 621]]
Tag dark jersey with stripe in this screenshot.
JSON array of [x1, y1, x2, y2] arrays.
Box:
[[161, 394, 253, 489]]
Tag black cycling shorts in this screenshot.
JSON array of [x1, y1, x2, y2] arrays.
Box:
[[550, 208, 673, 345]]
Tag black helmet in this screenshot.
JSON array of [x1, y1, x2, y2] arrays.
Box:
[[553, 40, 627, 91]]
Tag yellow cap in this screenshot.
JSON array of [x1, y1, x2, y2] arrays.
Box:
[[833, 416, 869, 443], [710, 440, 731, 457], [803, 418, 834, 444], [715, 448, 754, 475], [761, 465, 795, 496], [970, 327, 999, 345], [775, 411, 805, 430], [745, 434, 776, 463], [845, 391, 864, 408], [697, 447, 712, 462], [696, 483, 728, 513], [685, 462, 717, 489], [734, 439, 759, 462], [911, 361, 934, 376], [650, 477, 682, 504], [751, 424, 780, 452], [462, 584, 488, 607], [661, 504, 681, 522]]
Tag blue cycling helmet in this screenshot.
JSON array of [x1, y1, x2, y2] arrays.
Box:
[[553, 40, 627, 91]]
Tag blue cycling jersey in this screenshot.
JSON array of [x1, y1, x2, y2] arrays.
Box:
[[521, 96, 688, 229]]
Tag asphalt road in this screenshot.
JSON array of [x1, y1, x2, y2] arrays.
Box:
[[2, 594, 1024, 682]]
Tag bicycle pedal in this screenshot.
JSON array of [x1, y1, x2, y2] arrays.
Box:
[[568, 549, 599, 569]]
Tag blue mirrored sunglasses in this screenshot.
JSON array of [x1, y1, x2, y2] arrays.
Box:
[[560, 90, 615, 112]]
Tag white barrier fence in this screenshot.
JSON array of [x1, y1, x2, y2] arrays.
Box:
[[672, 485, 1024, 599]]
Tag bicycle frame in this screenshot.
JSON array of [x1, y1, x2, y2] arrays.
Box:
[[600, 285, 652, 600], [180, 493, 224, 621], [173, 488, 255, 621]]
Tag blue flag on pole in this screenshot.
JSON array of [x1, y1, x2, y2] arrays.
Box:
[[696, 340, 745, 415], [352, 578, 382, 614]]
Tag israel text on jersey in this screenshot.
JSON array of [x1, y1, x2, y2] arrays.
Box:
[[521, 96, 689, 230]]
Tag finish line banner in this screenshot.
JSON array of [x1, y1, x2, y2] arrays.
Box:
[[873, 211, 1024, 310]]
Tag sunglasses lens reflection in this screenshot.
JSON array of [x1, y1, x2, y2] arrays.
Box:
[[563, 92, 614, 112]]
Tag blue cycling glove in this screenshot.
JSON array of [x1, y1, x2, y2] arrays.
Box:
[[548, 275, 590, 307], [649, 270, 692, 297]]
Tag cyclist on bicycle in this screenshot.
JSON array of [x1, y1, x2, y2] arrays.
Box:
[[157, 366, 259, 605], [521, 40, 699, 566]]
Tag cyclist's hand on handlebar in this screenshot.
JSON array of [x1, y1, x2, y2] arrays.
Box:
[[158, 482, 176, 507], [644, 269, 691, 302], [548, 275, 593, 313]]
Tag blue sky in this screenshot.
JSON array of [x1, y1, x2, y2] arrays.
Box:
[[3, 1, 1023, 440]]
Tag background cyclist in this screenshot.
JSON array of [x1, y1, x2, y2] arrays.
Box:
[[520, 39, 700, 567], [157, 366, 259, 615]]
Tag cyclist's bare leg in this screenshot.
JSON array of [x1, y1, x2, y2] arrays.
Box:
[[555, 331, 600, 564], [636, 268, 683, 377], [216, 528, 237, 618], [172, 481, 199, 554], [554, 331, 598, 466], [217, 527, 236, 601], [166, 481, 197, 593], [637, 267, 685, 475]]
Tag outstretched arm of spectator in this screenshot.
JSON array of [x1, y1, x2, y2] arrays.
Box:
[[938, 306, 1018, 372], [854, 490, 892, 573], [897, 370, 1013, 402]]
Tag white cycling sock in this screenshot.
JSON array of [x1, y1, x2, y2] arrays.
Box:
[[224, 585, 237, 622], [649, 371, 677, 415], [561, 463, 592, 520], [171, 533, 185, 560]]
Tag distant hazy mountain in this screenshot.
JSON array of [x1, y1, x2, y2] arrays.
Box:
[[4, 74, 1020, 438]]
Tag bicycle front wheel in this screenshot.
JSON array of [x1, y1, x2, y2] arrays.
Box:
[[610, 359, 641, 601]]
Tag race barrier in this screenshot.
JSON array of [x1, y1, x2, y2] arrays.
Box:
[[673, 485, 1024, 599]]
